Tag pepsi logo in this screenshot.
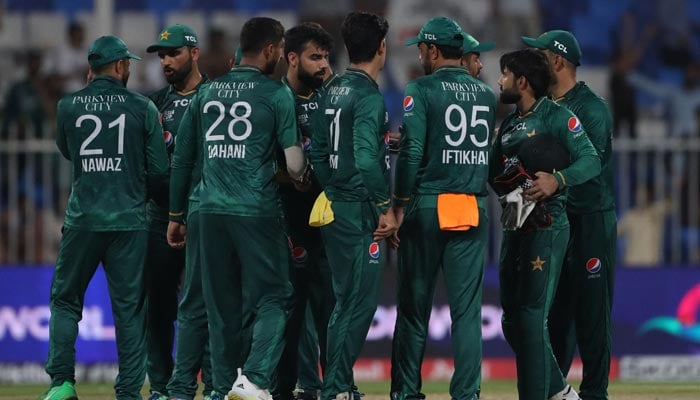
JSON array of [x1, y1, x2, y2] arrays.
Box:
[[164, 131, 174, 146], [586, 257, 602, 274], [568, 116, 582, 133], [292, 246, 308, 263], [302, 136, 312, 151], [403, 96, 414, 112], [368, 242, 380, 259]]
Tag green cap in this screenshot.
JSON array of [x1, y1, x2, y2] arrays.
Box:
[[404, 17, 464, 47], [88, 35, 141, 67], [462, 33, 495, 54], [147, 24, 199, 53], [521, 30, 581, 66]]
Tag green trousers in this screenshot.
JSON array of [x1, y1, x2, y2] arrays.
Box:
[[273, 232, 333, 400], [166, 210, 214, 400], [320, 201, 384, 400], [145, 219, 185, 395], [46, 228, 147, 400], [499, 224, 569, 400], [548, 210, 616, 400], [391, 196, 487, 400], [200, 213, 293, 394], [298, 304, 323, 393]]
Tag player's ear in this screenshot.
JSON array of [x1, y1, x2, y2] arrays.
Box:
[[377, 38, 387, 57], [263, 42, 276, 60], [516, 75, 528, 91], [190, 46, 200, 61], [288, 51, 298, 68]]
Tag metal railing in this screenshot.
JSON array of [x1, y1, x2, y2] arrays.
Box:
[[1, 122, 699, 266]]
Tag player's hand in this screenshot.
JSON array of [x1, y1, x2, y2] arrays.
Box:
[[167, 221, 187, 249], [524, 172, 559, 201], [387, 131, 401, 152], [374, 208, 398, 241], [293, 164, 313, 192], [387, 206, 405, 249]]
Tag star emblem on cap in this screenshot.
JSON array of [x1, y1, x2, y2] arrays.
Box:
[[160, 30, 171, 40], [531, 256, 545, 271]]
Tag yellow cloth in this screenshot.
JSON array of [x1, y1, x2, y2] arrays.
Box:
[[437, 193, 479, 231], [308, 191, 334, 227]]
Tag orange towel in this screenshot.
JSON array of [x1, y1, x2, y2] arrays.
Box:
[[437, 193, 479, 231]]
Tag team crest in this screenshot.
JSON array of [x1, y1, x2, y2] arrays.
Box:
[[403, 96, 414, 112], [567, 116, 582, 133]]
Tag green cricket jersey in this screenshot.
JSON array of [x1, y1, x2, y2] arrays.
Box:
[[553, 82, 614, 214], [147, 77, 209, 222], [55, 75, 169, 231], [394, 65, 497, 206], [311, 68, 391, 211], [170, 65, 299, 219], [490, 97, 600, 220]]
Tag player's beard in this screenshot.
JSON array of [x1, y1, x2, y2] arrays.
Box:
[[165, 57, 193, 84], [500, 87, 521, 104], [421, 54, 433, 75], [298, 65, 324, 89], [264, 57, 279, 76], [122, 70, 130, 86]]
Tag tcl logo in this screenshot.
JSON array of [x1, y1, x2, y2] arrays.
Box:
[[423, 33, 437, 40], [174, 99, 190, 107], [553, 40, 568, 53]]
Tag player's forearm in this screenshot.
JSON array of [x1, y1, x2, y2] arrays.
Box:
[[284, 144, 306, 181], [169, 167, 192, 222], [394, 154, 419, 207], [556, 153, 601, 188], [355, 156, 391, 212]]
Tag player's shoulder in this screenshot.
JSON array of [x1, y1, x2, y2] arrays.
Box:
[[574, 83, 612, 118]]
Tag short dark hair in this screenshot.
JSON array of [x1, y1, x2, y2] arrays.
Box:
[[240, 17, 284, 56], [341, 12, 389, 64], [284, 22, 334, 63], [500, 48, 551, 99], [434, 43, 463, 60]]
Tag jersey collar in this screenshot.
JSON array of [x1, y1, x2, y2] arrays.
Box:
[[90, 75, 124, 87], [518, 96, 547, 119], [232, 65, 264, 74], [434, 65, 468, 74], [552, 81, 584, 103], [345, 68, 378, 88], [172, 74, 209, 96]]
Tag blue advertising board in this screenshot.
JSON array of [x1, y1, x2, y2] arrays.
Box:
[[1, 266, 700, 363]]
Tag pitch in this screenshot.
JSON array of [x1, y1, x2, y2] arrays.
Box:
[[2, 381, 700, 400]]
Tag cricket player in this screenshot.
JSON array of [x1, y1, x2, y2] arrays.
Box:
[[460, 32, 494, 78], [490, 49, 600, 400], [39, 35, 169, 400], [522, 31, 616, 400], [167, 16, 305, 400], [273, 22, 336, 400], [390, 17, 497, 400], [143, 24, 213, 400], [310, 11, 398, 400]]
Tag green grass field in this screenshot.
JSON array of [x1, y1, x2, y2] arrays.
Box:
[[3, 381, 700, 400]]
